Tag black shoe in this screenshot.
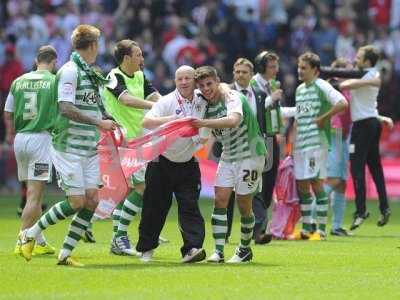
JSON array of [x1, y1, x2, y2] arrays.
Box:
[[350, 212, 370, 231], [377, 209, 391, 227], [82, 231, 96, 243], [330, 228, 350, 236], [254, 233, 273, 245], [182, 248, 206, 263]]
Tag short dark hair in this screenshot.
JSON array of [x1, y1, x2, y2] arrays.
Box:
[[113, 39, 139, 65], [36, 45, 57, 64], [254, 51, 279, 73], [299, 52, 320, 70], [194, 66, 218, 81], [360, 45, 379, 67]]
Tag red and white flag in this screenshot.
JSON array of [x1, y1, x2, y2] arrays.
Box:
[[96, 117, 199, 218]]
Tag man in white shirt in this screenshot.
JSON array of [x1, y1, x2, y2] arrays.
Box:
[[340, 45, 391, 230], [135, 65, 208, 263]]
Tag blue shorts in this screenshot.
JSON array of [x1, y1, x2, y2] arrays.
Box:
[[327, 130, 349, 180]]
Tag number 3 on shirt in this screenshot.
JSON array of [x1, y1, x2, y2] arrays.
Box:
[[23, 92, 38, 120]]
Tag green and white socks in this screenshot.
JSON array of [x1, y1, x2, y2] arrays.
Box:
[[315, 191, 328, 234], [211, 207, 228, 253], [115, 191, 143, 238], [26, 200, 76, 239], [59, 208, 94, 260], [240, 214, 255, 249], [299, 192, 313, 233]]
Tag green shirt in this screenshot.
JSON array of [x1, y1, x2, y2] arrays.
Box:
[[102, 68, 148, 140], [52, 61, 102, 157], [205, 90, 267, 162], [6, 70, 57, 133], [295, 78, 343, 152]]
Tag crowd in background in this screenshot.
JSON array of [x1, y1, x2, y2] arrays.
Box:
[[0, 0, 399, 148]]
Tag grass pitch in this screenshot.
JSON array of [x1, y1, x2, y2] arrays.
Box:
[[0, 195, 399, 300]]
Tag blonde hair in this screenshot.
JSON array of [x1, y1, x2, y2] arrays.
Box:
[[233, 58, 254, 72], [71, 25, 101, 50]]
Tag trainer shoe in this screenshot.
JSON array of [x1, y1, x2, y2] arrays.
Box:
[[19, 231, 35, 261], [350, 212, 370, 231], [82, 230, 96, 243], [227, 247, 253, 263], [182, 248, 206, 263], [57, 256, 84, 267], [330, 228, 350, 236], [309, 231, 326, 241], [206, 250, 225, 263], [293, 230, 311, 240], [33, 243, 56, 255], [377, 209, 391, 227], [111, 236, 137, 256], [139, 250, 154, 262]]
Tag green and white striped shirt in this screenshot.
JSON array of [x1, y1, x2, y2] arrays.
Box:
[[295, 78, 343, 153], [205, 90, 266, 162], [52, 61, 102, 157]]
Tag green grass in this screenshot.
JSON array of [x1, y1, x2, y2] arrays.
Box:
[[0, 195, 399, 300]]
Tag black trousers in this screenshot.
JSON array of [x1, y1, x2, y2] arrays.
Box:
[[350, 117, 389, 216], [226, 135, 280, 237], [252, 135, 280, 235], [136, 156, 205, 257]]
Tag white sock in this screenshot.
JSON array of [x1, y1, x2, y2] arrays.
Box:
[[35, 232, 47, 245], [58, 249, 71, 261]]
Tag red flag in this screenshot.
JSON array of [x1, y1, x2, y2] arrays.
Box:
[[96, 117, 199, 218], [119, 117, 199, 179], [96, 129, 129, 219]]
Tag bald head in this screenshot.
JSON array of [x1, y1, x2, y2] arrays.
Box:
[[175, 65, 195, 100], [175, 65, 195, 78]]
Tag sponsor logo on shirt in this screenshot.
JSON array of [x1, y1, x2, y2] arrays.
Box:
[[82, 91, 100, 105], [62, 82, 74, 95]]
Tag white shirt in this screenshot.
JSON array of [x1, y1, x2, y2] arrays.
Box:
[[234, 81, 256, 115], [350, 68, 379, 122], [145, 89, 208, 162], [4, 93, 14, 112], [58, 61, 78, 104]]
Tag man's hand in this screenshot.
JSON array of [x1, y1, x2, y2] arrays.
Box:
[[5, 133, 14, 145], [271, 89, 283, 102], [315, 116, 326, 128], [380, 116, 394, 130], [97, 119, 118, 131]]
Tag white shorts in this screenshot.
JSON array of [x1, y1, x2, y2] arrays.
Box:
[[294, 148, 327, 180], [14, 132, 52, 182], [215, 156, 264, 195], [50, 145, 101, 196]]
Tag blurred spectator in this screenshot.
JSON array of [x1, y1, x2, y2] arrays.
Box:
[[0, 44, 23, 142], [0, 0, 399, 127], [16, 25, 41, 71]]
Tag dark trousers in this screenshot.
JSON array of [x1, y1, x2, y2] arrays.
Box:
[[226, 135, 280, 237], [136, 156, 205, 257], [350, 117, 389, 216], [253, 135, 280, 235]]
